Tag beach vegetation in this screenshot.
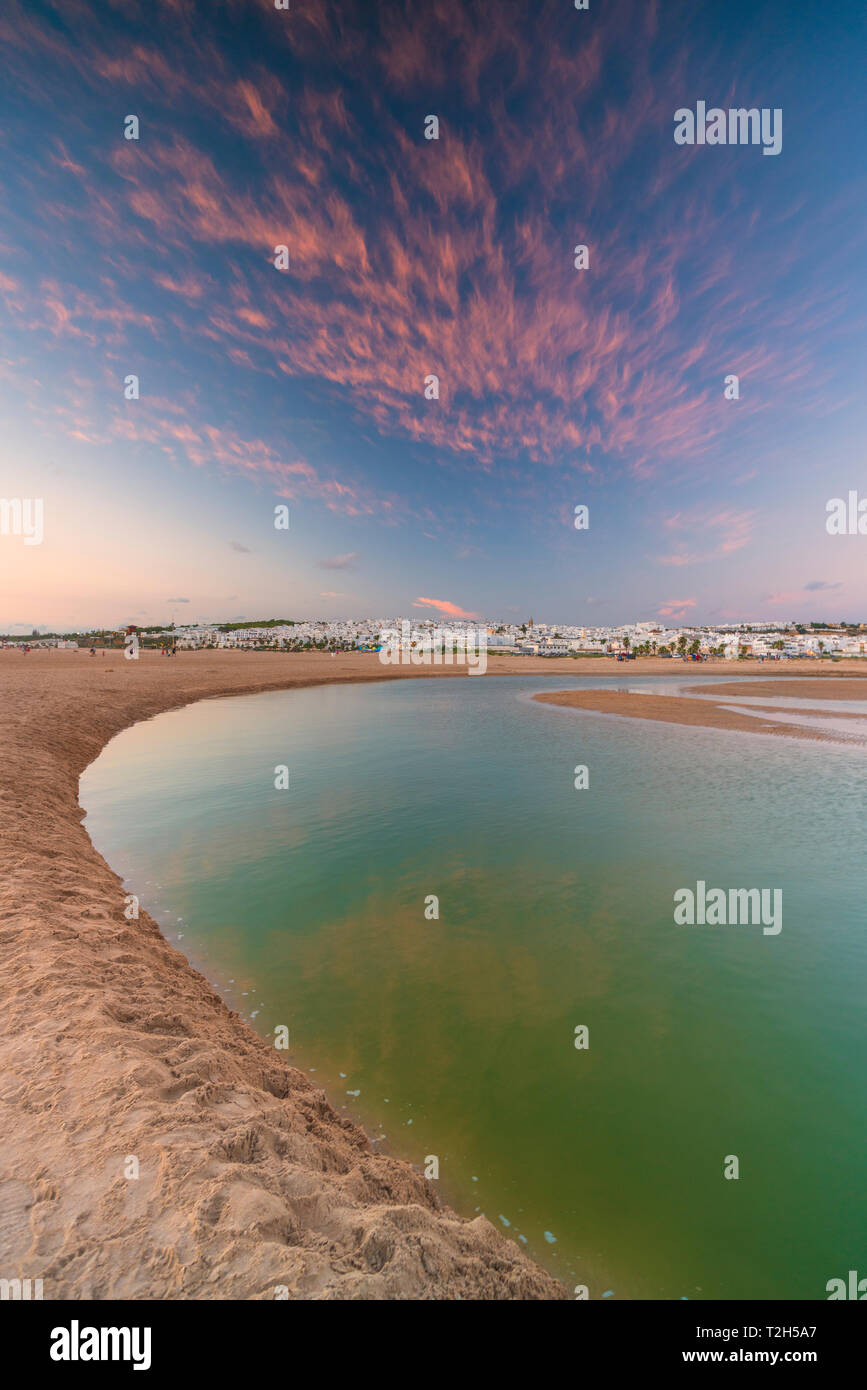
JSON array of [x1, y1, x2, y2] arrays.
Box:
[[217, 618, 296, 631]]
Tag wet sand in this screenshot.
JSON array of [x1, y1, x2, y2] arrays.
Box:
[[685, 679, 867, 701], [533, 688, 866, 743]]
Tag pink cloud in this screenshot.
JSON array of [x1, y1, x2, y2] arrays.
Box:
[[0, 0, 847, 528], [412, 597, 479, 619], [658, 598, 697, 618], [658, 508, 756, 566], [317, 553, 359, 570], [658, 552, 702, 568]]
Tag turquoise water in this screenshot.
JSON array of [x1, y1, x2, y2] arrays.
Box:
[[81, 675, 867, 1299]]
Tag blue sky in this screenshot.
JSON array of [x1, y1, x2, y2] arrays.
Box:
[[0, 0, 865, 630]]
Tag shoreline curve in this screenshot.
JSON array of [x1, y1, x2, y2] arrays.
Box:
[[1, 649, 569, 1300]]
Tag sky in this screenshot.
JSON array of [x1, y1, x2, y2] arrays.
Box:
[[0, 0, 865, 632]]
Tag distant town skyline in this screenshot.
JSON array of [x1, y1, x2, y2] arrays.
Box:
[[5, 611, 865, 639], [1, 0, 865, 630]]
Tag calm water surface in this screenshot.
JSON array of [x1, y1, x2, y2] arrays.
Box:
[[81, 675, 867, 1299]]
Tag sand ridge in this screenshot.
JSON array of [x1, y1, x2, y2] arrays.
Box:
[[533, 683, 867, 742], [683, 679, 867, 701], [0, 649, 571, 1300]]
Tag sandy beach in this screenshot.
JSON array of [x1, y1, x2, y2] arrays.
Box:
[[534, 677, 867, 743], [3, 648, 866, 1301], [1, 648, 575, 1301], [684, 679, 867, 701]]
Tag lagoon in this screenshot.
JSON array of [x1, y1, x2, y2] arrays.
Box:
[[81, 674, 867, 1299]]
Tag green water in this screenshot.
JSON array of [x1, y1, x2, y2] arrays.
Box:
[[81, 675, 867, 1299]]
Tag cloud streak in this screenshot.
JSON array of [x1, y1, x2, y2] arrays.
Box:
[[317, 553, 360, 570], [412, 597, 479, 619], [1, 0, 847, 510]]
